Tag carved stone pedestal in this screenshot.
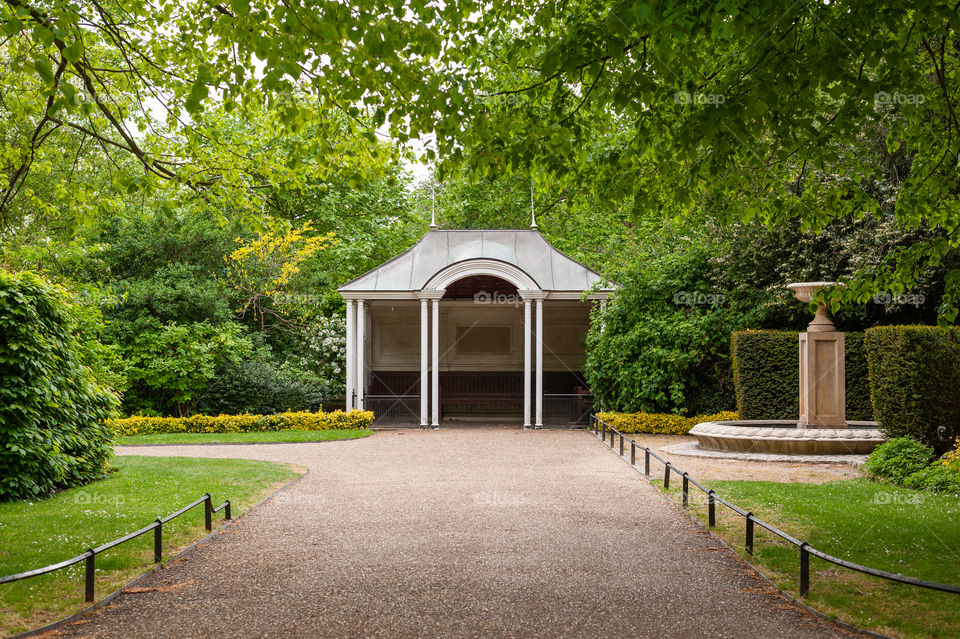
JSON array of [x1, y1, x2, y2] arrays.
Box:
[[799, 331, 845, 428]]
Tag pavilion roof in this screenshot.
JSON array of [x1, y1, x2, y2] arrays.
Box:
[[338, 229, 614, 294]]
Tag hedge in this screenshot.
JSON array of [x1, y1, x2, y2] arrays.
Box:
[[731, 331, 798, 420], [594, 411, 739, 435], [0, 272, 118, 501], [109, 409, 374, 437], [865, 325, 960, 455], [730, 330, 872, 421]]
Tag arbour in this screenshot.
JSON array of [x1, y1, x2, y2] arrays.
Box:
[[338, 228, 614, 427]]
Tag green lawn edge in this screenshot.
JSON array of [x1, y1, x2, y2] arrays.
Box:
[[658, 477, 960, 639], [0, 455, 303, 637]]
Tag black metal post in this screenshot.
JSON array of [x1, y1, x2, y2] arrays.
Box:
[[204, 494, 212, 531], [619, 433, 624, 456], [708, 490, 716, 527], [225, 500, 232, 520], [630, 441, 636, 466], [746, 513, 754, 555], [682, 473, 689, 507], [85, 550, 95, 602], [644, 449, 650, 477], [154, 518, 162, 563], [663, 463, 670, 490], [800, 543, 810, 597]]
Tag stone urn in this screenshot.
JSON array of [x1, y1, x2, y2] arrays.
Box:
[[786, 282, 845, 428]]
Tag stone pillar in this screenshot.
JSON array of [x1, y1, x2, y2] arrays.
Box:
[[356, 299, 365, 410], [535, 298, 544, 428], [787, 282, 846, 428], [799, 332, 846, 428], [431, 298, 440, 427], [420, 298, 429, 427], [523, 298, 532, 428], [345, 299, 355, 410]]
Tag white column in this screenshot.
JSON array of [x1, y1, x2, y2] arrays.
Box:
[[420, 298, 429, 427], [523, 298, 532, 428], [356, 300, 365, 410], [600, 299, 607, 332], [345, 300, 355, 410], [535, 298, 544, 428], [431, 298, 440, 427]]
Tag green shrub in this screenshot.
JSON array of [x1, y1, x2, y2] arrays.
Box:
[[0, 271, 119, 500], [583, 247, 737, 414], [863, 437, 934, 483], [731, 330, 872, 421], [196, 353, 328, 416], [865, 325, 960, 455], [108, 409, 373, 436], [594, 411, 739, 435], [901, 464, 960, 494]]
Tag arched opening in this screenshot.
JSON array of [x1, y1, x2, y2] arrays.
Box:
[[442, 275, 518, 300]]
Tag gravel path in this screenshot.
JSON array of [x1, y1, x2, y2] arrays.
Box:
[[53, 429, 859, 639]]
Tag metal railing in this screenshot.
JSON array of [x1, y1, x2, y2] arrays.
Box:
[[543, 393, 594, 425], [366, 394, 421, 424], [0, 493, 230, 603], [590, 415, 960, 599]]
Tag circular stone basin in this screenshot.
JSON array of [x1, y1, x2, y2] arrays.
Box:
[[688, 420, 885, 455]]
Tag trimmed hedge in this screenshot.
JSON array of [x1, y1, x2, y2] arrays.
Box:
[[844, 333, 873, 421], [731, 331, 798, 420], [109, 409, 374, 437], [594, 411, 739, 435], [730, 330, 872, 421], [865, 325, 960, 455]]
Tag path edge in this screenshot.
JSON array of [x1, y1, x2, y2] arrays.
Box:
[[590, 430, 893, 639], [7, 470, 309, 639]]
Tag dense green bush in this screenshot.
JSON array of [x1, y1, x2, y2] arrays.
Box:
[[0, 272, 119, 500], [594, 411, 739, 435], [584, 248, 738, 414], [864, 437, 960, 494], [900, 465, 960, 494], [731, 330, 872, 421], [196, 349, 328, 416], [863, 437, 934, 483], [109, 409, 373, 436], [865, 325, 960, 455]]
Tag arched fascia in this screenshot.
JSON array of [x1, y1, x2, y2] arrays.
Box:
[[421, 258, 541, 293]]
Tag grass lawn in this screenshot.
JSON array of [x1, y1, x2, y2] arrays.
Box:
[[660, 478, 960, 638], [0, 456, 302, 637], [114, 428, 372, 446]]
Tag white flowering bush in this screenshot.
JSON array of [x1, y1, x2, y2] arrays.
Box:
[[293, 314, 347, 395]]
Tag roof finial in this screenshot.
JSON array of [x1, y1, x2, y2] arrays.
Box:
[[530, 181, 538, 229], [430, 179, 437, 230]]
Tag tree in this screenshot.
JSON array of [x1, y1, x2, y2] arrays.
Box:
[[225, 219, 334, 331], [451, 2, 960, 320], [123, 320, 252, 417]]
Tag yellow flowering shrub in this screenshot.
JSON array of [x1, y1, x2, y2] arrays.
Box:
[[108, 409, 374, 437], [941, 439, 960, 472], [594, 411, 739, 435]]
